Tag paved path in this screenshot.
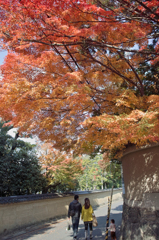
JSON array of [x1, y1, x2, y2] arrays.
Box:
[[2, 198, 123, 240]]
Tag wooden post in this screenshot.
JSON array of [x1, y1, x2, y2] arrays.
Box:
[[105, 186, 114, 239]]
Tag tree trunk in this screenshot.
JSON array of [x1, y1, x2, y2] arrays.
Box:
[[42, 182, 61, 194]]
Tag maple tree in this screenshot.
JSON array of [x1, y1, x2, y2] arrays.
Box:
[[0, 0, 158, 158], [39, 143, 83, 193]]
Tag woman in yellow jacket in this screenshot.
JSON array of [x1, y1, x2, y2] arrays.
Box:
[[81, 198, 94, 240]]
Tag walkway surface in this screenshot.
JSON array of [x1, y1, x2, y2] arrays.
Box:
[[2, 198, 123, 240]]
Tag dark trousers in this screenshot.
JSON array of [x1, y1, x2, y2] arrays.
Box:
[[84, 221, 93, 231], [72, 217, 79, 236]]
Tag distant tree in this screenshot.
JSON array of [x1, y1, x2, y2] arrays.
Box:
[[77, 154, 121, 190], [0, 122, 46, 196], [39, 143, 83, 193]]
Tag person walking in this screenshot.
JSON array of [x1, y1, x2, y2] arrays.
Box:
[[81, 198, 94, 240], [68, 195, 82, 240], [107, 219, 117, 240]]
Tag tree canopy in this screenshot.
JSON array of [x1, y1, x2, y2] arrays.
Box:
[[0, 0, 158, 157]]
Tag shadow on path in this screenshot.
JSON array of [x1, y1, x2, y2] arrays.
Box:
[[1, 221, 57, 240]]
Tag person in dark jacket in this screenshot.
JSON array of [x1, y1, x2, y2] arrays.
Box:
[[68, 195, 82, 240]]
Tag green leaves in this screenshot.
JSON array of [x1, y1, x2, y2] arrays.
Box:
[[76, 154, 121, 190], [0, 121, 46, 196]]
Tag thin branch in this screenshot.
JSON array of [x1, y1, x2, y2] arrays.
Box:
[[52, 45, 73, 72], [64, 45, 81, 70], [117, 51, 144, 95], [84, 49, 143, 93]]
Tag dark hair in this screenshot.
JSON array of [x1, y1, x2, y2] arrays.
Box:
[[111, 219, 115, 223], [74, 195, 79, 200], [84, 198, 90, 209]]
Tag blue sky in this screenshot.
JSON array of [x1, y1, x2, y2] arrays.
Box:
[[0, 50, 7, 65]]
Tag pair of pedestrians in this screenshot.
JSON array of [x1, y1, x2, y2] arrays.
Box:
[[68, 195, 93, 240]]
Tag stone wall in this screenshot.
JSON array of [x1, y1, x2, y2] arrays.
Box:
[[119, 143, 159, 240], [0, 189, 122, 235], [120, 203, 159, 240]]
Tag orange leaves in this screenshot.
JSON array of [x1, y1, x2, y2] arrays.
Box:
[[115, 90, 146, 110], [0, 0, 144, 50], [147, 95, 159, 111], [64, 71, 83, 84], [39, 143, 83, 188], [0, 0, 158, 160], [80, 94, 159, 157]]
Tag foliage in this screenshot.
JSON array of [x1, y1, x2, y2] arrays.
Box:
[[105, 161, 122, 188], [39, 143, 83, 193], [0, 0, 158, 158], [136, 40, 159, 96], [77, 155, 105, 190], [77, 154, 121, 190], [0, 122, 46, 196]]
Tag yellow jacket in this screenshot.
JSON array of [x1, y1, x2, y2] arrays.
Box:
[[81, 205, 93, 222]]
